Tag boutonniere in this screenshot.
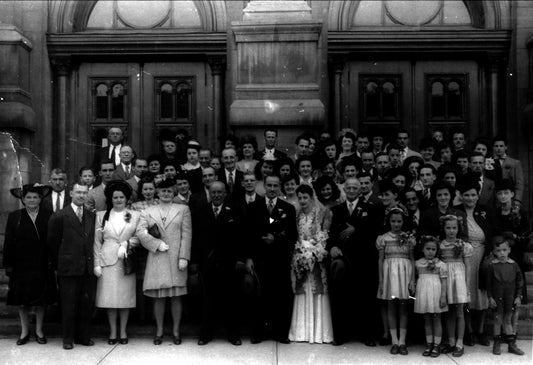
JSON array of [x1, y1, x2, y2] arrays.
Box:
[[278, 208, 284, 214], [398, 232, 415, 246], [480, 211, 486, 219], [124, 211, 131, 223], [281, 213, 287, 219], [485, 157, 495, 171], [225, 206, 231, 211], [362, 212, 368, 217], [427, 258, 437, 272], [269, 217, 274, 225], [452, 239, 465, 258]]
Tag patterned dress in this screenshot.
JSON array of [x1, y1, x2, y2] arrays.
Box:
[[465, 211, 489, 310], [414, 258, 448, 313], [440, 239, 473, 304], [289, 205, 334, 344], [376, 232, 415, 300]]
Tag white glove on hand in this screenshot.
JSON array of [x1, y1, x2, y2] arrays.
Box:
[[158, 242, 169, 252], [118, 246, 128, 259], [178, 259, 188, 271], [94, 266, 102, 278]]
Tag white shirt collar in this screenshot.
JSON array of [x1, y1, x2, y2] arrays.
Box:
[[71, 202, 82, 213], [266, 197, 277, 206]]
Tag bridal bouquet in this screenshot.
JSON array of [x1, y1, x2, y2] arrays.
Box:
[[398, 232, 416, 247], [292, 230, 328, 280], [452, 239, 465, 258]]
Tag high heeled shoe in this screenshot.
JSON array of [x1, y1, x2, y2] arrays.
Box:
[[16, 334, 30, 346], [153, 335, 163, 345], [36, 334, 47, 345], [119, 337, 128, 345], [108, 338, 118, 345], [172, 335, 182, 345]]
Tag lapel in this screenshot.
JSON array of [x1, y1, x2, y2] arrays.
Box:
[[163, 204, 180, 229]]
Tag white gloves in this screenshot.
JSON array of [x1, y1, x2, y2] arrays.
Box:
[[118, 245, 128, 259], [94, 266, 102, 278]]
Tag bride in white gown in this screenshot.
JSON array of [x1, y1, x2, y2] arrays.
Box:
[[289, 184, 334, 343]]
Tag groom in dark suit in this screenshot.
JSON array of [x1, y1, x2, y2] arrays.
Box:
[[245, 175, 297, 343], [328, 177, 380, 346], [47, 183, 96, 350]]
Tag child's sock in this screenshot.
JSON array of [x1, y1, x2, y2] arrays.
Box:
[[390, 329, 399, 345], [426, 335, 433, 344], [434, 336, 442, 345], [399, 328, 407, 345], [448, 337, 456, 347], [456, 338, 463, 349]]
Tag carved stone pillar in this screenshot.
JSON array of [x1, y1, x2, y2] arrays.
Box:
[[51, 58, 71, 171], [488, 57, 502, 136], [330, 57, 346, 137], [208, 57, 226, 153]]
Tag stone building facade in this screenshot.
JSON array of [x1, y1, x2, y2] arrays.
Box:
[[0, 0, 532, 221]]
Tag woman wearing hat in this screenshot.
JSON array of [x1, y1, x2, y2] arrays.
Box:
[[180, 140, 203, 193], [93, 180, 141, 344], [4, 183, 57, 345], [136, 177, 192, 345]]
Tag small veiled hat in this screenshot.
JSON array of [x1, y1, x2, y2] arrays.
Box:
[[10, 183, 53, 200], [495, 178, 515, 193], [155, 177, 176, 189]]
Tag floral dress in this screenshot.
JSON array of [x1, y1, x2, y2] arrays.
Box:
[[465, 211, 489, 310], [376, 232, 415, 300], [289, 204, 333, 344], [440, 239, 473, 304], [414, 258, 448, 313]]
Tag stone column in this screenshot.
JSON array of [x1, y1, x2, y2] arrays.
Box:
[[330, 57, 346, 137], [488, 58, 502, 136], [208, 57, 226, 153], [51, 58, 71, 171]]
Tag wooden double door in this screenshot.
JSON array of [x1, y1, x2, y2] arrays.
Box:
[[76, 62, 210, 164], [345, 60, 481, 142]]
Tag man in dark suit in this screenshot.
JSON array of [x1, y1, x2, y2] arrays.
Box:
[[357, 172, 380, 204], [218, 148, 244, 200], [92, 127, 124, 170], [245, 175, 297, 343], [328, 178, 379, 346], [493, 136, 525, 203], [47, 183, 96, 350], [85, 161, 115, 212], [189, 167, 217, 213], [469, 153, 495, 208], [235, 172, 259, 218], [254, 128, 287, 161], [191, 181, 243, 346], [41, 168, 72, 213], [111, 145, 135, 181], [125, 157, 148, 202]]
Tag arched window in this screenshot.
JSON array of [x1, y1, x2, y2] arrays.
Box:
[[160, 83, 173, 119], [360, 75, 401, 123], [156, 78, 194, 122], [427, 75, 467, 123], [91, 79, 128, 123]]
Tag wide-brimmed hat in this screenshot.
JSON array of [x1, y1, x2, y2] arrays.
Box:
[[155, 177, 176, 189], [104, 180, 133, 201], [10, 183, 53, 200]]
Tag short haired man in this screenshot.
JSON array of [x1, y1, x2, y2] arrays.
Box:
[[125, 158, 148, 202], [220, 148, 244, 199], [452, 131, 467, 152], [78, 166, 96, 190], [356, 134, 370, 157], [375, 152, 391, 181], [292, 134, 311, 162], [199, 149, 213, 169], [255, 129, 287, 161], [189, 167, 218, 213], [42, 168, 71, 213], [469, 152, 495, 207], [85, 161, 115, 212], [357, 172, 380, 204], [112, 145, 135, 181], [493, 136, 524, 203], [396, 129, 421, 163], [93, 127, 124, 170]]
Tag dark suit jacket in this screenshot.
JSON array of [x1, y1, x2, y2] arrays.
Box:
[[499, 156, 524, 202], [363, 192, 381, 205], [254, 148, 287, 161], [191, 202, 241, 273], [218, 169, 244, 199], [41, 191, 72, 213], [328, 199, 378, 265], [112, 164, 134, 181], [47, 205, 95, 277], [479, 176, 495, 208], [93, 145, 120, 170], [189, 189, 210, 215], [245, 197, 297, 270]]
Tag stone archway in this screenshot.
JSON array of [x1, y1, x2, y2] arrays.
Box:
[[48, 0, 227, 33]]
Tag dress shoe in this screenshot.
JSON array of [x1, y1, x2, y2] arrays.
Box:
[[16, 334, 30, 346], [172, 336, 182, 345], [477, 333, 490, 346], [153, 336, 163, 345], [276, 337, 290, 344], [452, 346, 464, 357], [430, 346, 440, 358], [364, 339, 376, 347], [108, 338, 118, 345], [379, 336, 391, 346], [463, 333, 475, 346], [390, 344, 399, 355], [399, 344, 408, 355], [422, 343, 432, 356], [119, 337, 128, 345], [250, 336, 263, 344], [229, 338, 242, 346], [36, 335, 47, 345], [63, 343, 73, 350], [75, 339, 94, 346], [438, 343, 453, 354], [197, 338, 211, 346]]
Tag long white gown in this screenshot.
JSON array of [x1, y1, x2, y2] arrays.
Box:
[[288, 204, 334, 344]]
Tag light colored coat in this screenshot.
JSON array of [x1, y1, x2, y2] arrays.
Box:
[[85, 184, 106, 212], [136, 203, 192, 292], [94, 209, 140, 267]]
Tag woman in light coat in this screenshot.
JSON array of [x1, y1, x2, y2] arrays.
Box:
[[136, 178, 192, 345], [94, 181, 140, 345]]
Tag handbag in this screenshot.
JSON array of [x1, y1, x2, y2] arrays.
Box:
[[123, 240, 137, 275], [148, 224, 161, 239]]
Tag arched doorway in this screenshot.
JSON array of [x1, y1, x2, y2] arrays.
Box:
[[47, 0, 227, 176]]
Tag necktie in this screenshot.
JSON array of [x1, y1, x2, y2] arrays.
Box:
[[55, 192, 61, 212], [213, 206, 219, 218], [268, 199, 274, 215], [247, 196, 253, 204], [423, 188, 429, 199], [348, 202, 354, 215], [76, 206, 83, 222], [228, 172, 234, 192], [125, 164, 130, 175], [110, 145, 116, 164], [412, 214, 418, 229]]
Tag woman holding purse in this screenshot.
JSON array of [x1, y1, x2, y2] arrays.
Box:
[[136, 177, 192, 345], [94, 181, 140, 345]]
